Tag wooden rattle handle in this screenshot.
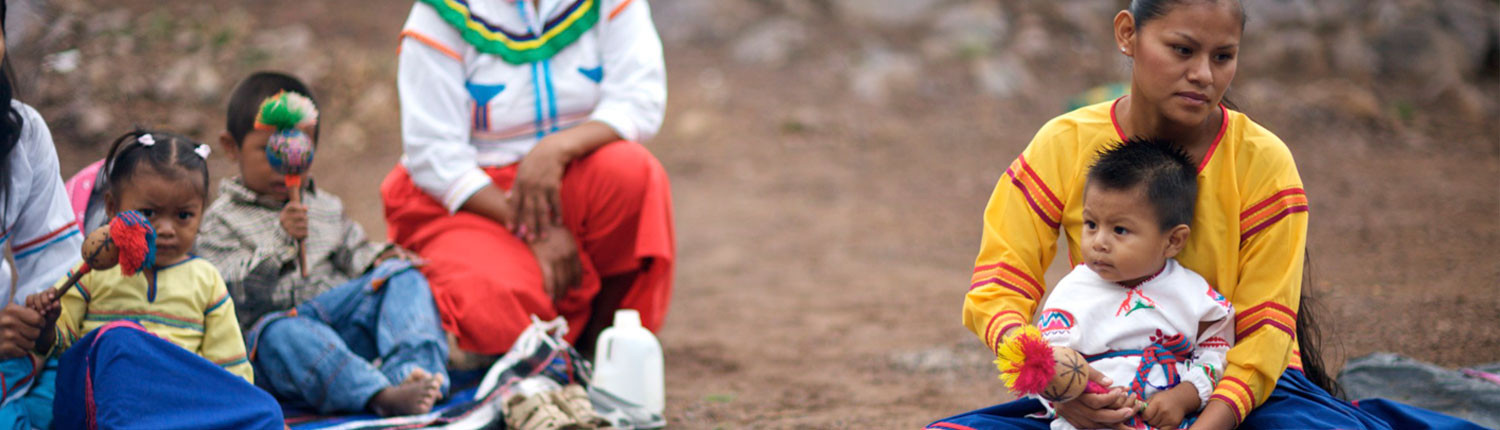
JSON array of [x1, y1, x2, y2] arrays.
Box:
[[287, 175, 308, 279]]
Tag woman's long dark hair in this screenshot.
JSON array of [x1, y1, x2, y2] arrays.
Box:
[[0, 3, 25, 214], [1296, 251, 1344, 397]]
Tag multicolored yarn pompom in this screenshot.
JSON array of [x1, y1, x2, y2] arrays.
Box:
[[254, 91, 319, 131], [256, 91, 319, 177], [109, 210, 156, 276], [995, 325, 1057, 396]]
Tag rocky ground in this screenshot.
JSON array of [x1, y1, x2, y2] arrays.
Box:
[[9, 0, 1499, 427]]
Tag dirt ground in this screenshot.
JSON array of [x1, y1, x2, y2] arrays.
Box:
[[20, 0, 1500, 428]]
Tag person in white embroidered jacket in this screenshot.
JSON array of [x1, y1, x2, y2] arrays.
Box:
[[0, 5, 84, 426], [1035, 138, 1233, 430], [384, 0, 674, 361]]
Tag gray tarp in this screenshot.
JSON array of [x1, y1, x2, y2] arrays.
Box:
[[1338, 353, 1500, 429]]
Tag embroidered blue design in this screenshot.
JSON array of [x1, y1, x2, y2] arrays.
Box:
[[578, 66, 603, 83], [465, 82, 506, 105]]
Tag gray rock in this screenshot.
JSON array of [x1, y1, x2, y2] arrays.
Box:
[[1373, 19, 1468, 91], [1242, 0, 1316, 34], [730, 18, 807, 67], [3, 0, 48, 45], [154, 57, 197, 100], [1041, 0, 1117, 46], [972, 54, 1034, 100], [1434, 0, 1498, 76], [652, 0, 760, 44], [1327, 27, 1379, 83], [832, 0, 941, 28], [1007, 13, 1053, 64], [922, 1, 1008, 60], [850, 47, 921, 104], [74, 103, 112, 136], [1252, 28, 1327, 77], [250, 24, 314, 59]]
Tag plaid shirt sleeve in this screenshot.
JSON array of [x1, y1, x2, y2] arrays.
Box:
[[196, 200, 297, 328]]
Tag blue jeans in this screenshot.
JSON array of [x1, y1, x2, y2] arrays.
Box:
[[0, 357, 55, 430], [248, 260, 448, 414]]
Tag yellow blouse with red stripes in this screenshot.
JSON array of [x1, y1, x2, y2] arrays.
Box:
[[51, 257, 253, 383], [965, 99, 1307, 424]]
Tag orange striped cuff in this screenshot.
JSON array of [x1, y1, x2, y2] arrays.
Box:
[[982, 310, 1027, 355], [1240, 187, 1308, 241], [1234, 301, 1296, 340], [1211, 375, 1254, 424], [970, 262, 1044, 301], [1005, 155, 1063, 229]]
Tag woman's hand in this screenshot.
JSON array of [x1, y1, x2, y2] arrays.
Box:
[[528, 223, 583, 304], [510, 136, 569, 243], [0, 303, 44, 358], [1055, 367, 1137, 430], [508, 121, 624, 243]]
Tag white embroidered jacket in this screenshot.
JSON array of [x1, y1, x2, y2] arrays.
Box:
[[397, 0, 666, 213]]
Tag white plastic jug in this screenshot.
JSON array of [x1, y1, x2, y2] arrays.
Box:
[[592, 309, 665, 415]]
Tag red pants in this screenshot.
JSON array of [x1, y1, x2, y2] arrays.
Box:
[[381, 141, 674, 355]]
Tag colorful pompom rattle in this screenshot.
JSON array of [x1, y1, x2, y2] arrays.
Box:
[[995, 325, 1112, 403], [54, 211, 157, 298], [256, 91, 318, 278]]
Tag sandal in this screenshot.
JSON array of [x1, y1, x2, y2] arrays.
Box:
[[504, 391, 582, 430], [550, 384, 615, 429]]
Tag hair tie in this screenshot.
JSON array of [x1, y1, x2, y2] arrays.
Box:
[[137, 134, 156, 146], [194, 144, 212, 159]]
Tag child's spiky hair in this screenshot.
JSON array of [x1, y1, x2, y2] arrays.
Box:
[[1087, 137, 1199, 229]]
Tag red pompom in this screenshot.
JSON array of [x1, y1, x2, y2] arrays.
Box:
[[109, 211, 156, 276], [1008, 332, 1057, 395]]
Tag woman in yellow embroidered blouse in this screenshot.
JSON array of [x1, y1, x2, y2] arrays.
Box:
[[926, 1, 1432, 429]]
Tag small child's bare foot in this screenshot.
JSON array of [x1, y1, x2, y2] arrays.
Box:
[[369, 368, 439, 417], [422, 372, 445, 406]]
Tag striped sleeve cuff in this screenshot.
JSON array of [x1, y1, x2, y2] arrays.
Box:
[[441, 168, 494, 214], [1210, 376, 1254, 424], [981, 310, 1028, 355]]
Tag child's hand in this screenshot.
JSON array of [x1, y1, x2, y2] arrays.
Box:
[[280, 202, 309, 241], [23, 289, 61, 324], [1142, 383, 1200, 429]]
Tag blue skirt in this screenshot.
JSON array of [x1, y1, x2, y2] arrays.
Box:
[[54, 321, 284, 430], [927, 369, 1488, 430]]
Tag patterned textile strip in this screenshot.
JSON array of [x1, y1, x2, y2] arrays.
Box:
[[1005, 155, 1062, 228], [419, 0, 599, 64], [1240, 188, 1308, 242], [1234, 301, 1296, 340]]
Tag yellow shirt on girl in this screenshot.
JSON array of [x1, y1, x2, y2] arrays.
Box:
[[52, 257, 253, 383], [966, 100, 1307, 424]]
